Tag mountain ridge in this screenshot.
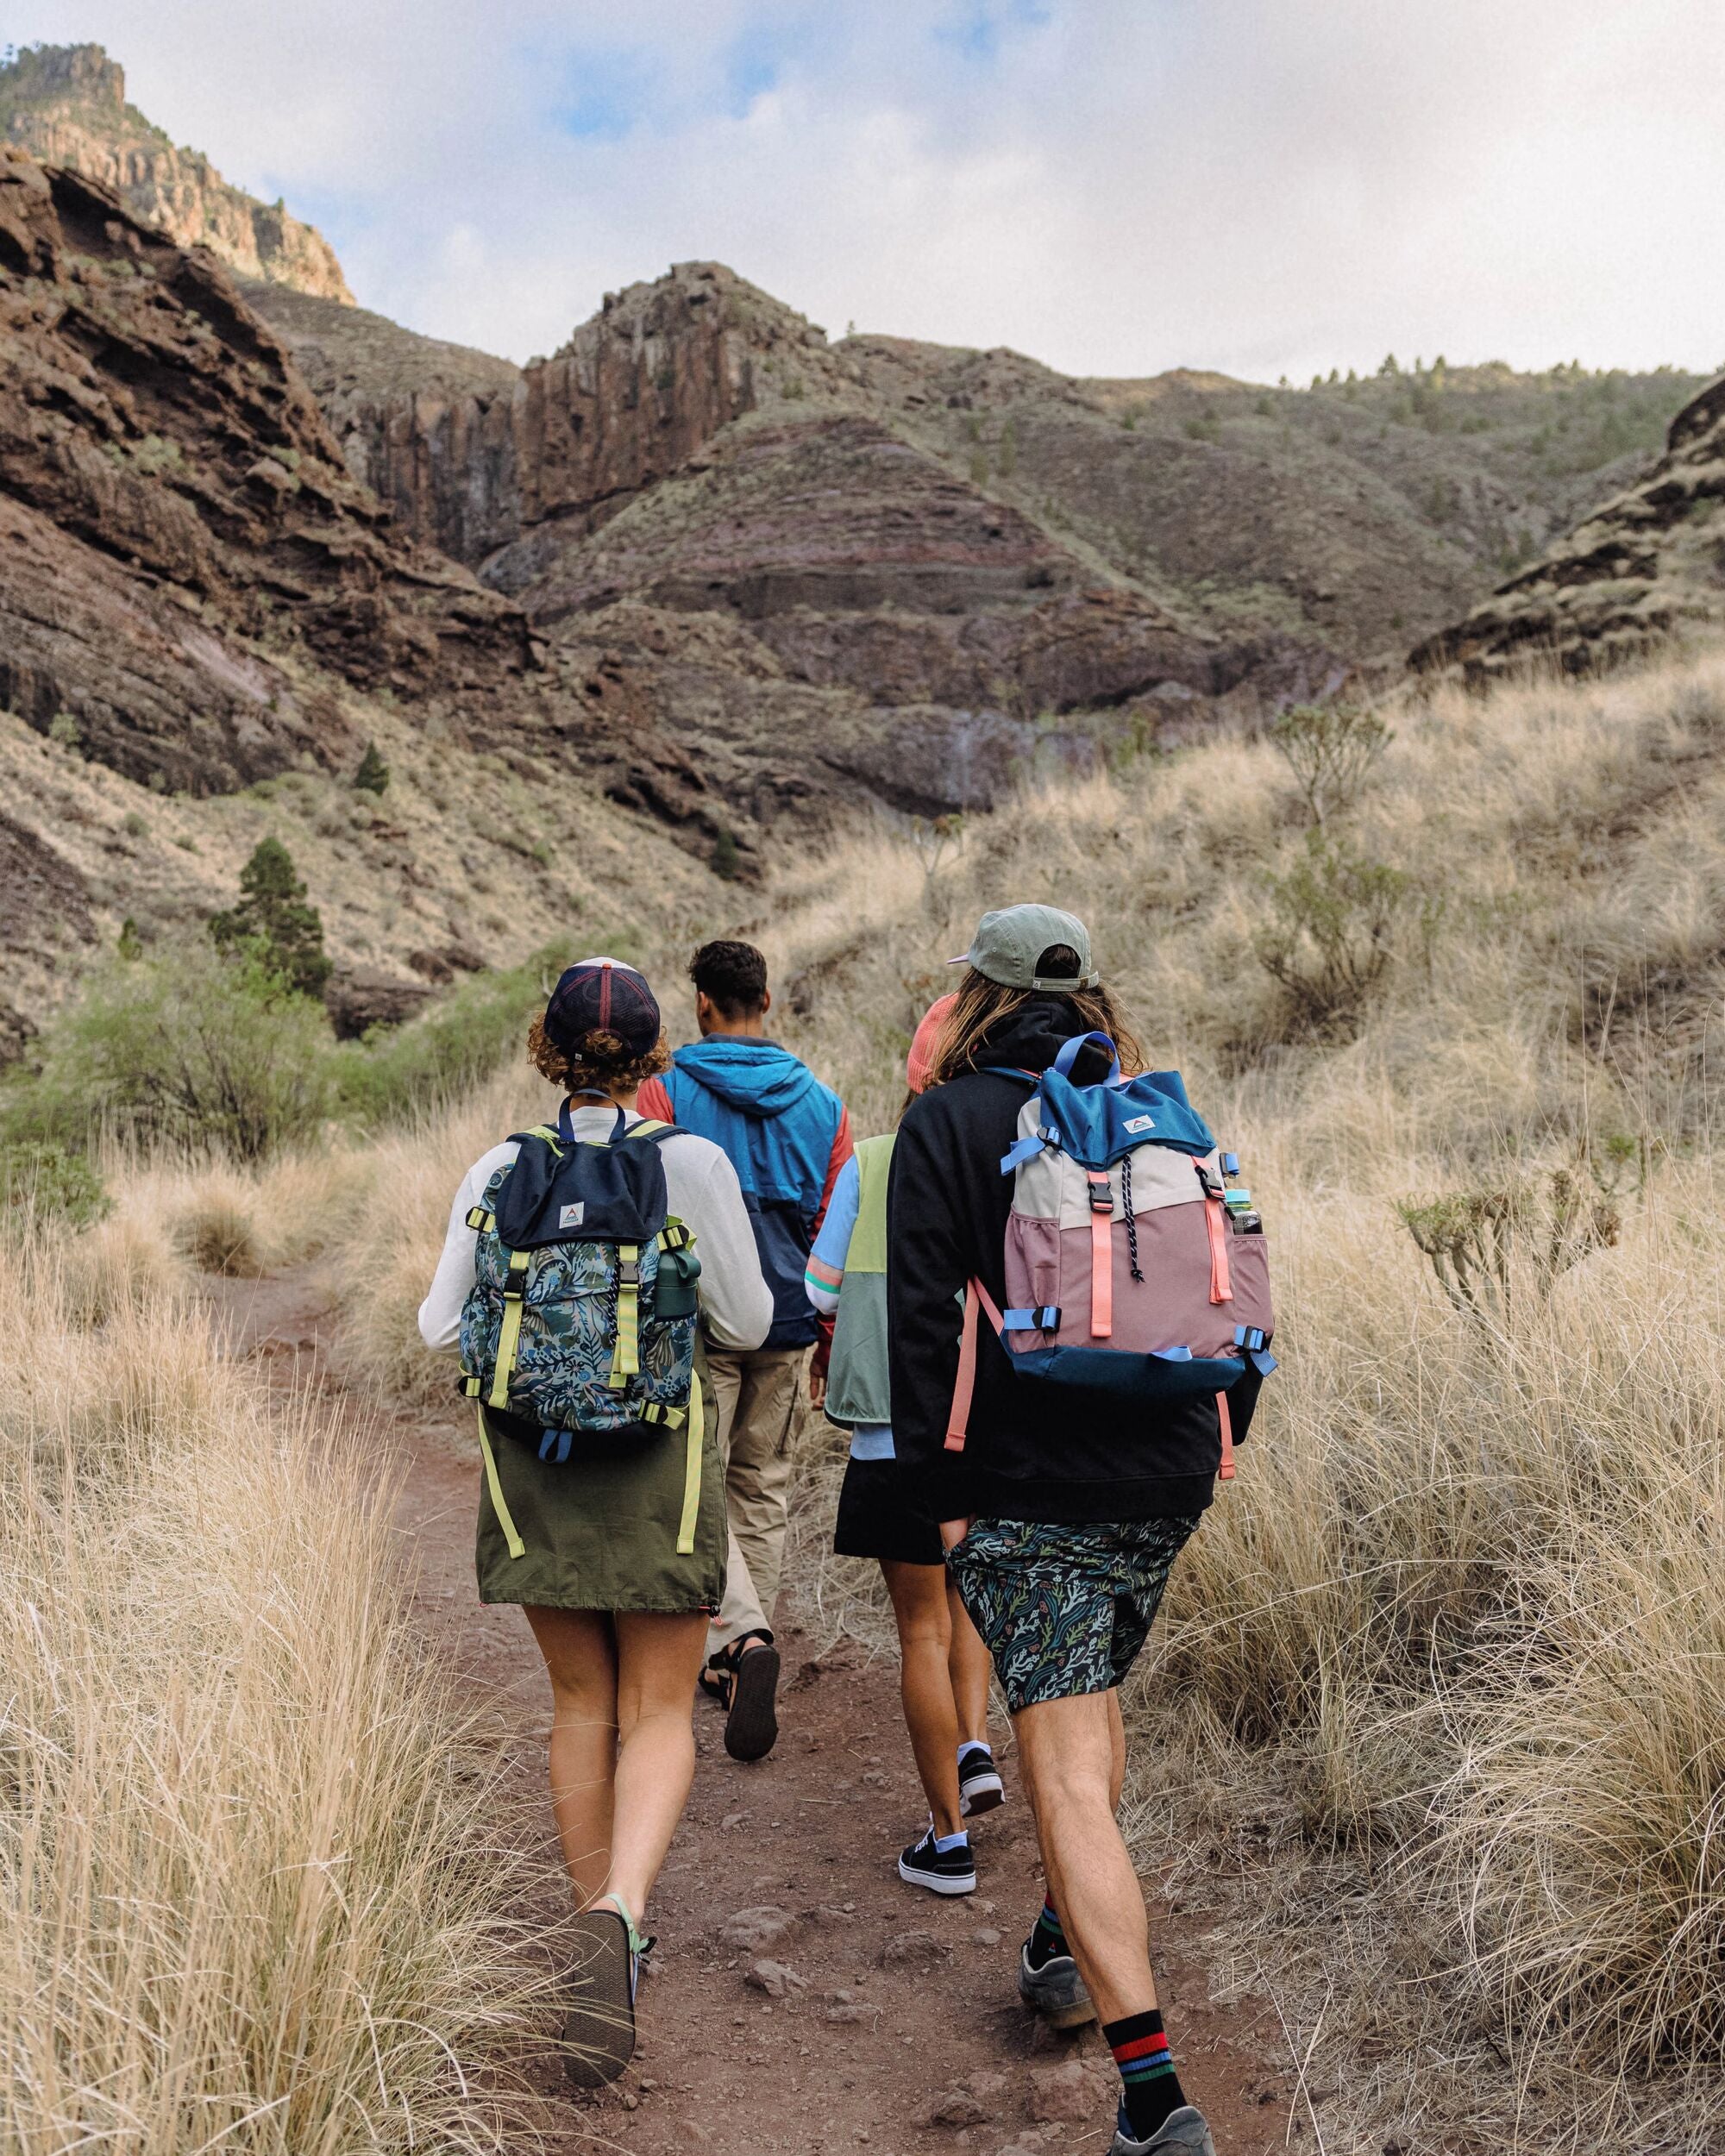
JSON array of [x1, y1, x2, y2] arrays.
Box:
[[0, 41, 352, 303]]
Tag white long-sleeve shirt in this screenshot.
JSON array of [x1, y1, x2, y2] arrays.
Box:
[[417, 1104, 775, 1356]]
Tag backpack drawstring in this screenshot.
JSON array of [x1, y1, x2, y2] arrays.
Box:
[[1120, 1155, 1145, 1283]]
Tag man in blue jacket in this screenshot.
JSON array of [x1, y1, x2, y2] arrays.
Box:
[[638, 939, 852, 1759]]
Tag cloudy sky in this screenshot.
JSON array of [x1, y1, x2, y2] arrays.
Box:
[[9, 0, 1724, 380]]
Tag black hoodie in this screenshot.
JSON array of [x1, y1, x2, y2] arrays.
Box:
[[886, 999, 1261, 1525]]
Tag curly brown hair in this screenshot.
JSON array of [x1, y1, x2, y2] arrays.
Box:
[[527, 1012, 671, 1096]]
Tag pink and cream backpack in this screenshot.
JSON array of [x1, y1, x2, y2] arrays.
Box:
[[945, 1032, 1276, 1477]]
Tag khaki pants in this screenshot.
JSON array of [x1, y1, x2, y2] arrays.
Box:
[[705, 1344, 806, 1655]]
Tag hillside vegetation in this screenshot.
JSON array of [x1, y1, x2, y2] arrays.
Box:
[[206, 633, 1722, 2151], [9, 625, 1725, 2149]]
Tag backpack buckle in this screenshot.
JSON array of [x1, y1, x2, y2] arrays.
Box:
[[617, 1256, 641, 1286], [1086, 1172, 1113, 1215]]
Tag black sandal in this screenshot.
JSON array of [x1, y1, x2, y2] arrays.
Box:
[[702, 1632, 781, 1762], [561, 1895, 652, 2088]]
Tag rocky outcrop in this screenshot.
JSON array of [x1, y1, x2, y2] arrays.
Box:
[[1, 44, 353, 302], [0, 149, 537, 793], [244, 284, 523, 564], [1411, 373, 1725, 683]]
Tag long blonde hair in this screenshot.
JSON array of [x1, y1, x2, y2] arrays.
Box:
[[925, 956, 1144, 1088]]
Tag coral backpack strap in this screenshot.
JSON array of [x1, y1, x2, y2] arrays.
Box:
[[1086, 1171, 1114, 1338], [944, 1278, 1007, 1452], [1215, 1388, 1236, 1482]]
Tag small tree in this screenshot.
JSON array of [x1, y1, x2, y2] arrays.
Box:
[[1397, 1139, 1640, 1319], [909, 813, 965, 903], [209, 836, 333, 999], [353, 740, 391, 796], [711, 826, 741, 881], [1255, 830, 1409, 1036], [1268, 702, 1393, 828]]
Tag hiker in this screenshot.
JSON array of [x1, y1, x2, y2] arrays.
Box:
[[417, 957, 773, 2087], [888, 906, 1274, 2156], [803, 993, 1003, 1899], [637, 939, 851, 1760]]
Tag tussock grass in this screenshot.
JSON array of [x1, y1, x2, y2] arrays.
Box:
[[310, 640, 1725, 2146], [0, 1210, 541, 2153], [752, 642, 1725, 2146]]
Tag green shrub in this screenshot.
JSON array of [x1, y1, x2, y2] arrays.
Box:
[[0, 943, 334, 1162], [1255, 830, 1411, 1036], [209, 837, 333, 999], [712, 827, 742, 881], [329, 938, 590, 1126], [1268, 701, 1393, 827], [0, 1142, 111, 1231], [353, 741, 391, 797]]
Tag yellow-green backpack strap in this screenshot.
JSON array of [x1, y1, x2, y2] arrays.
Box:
[[609, 1244, 641, 1388], [487, 1247, 532, 1410], [676, 1370, 704, 1555], [474, 1405, 525, 1561]]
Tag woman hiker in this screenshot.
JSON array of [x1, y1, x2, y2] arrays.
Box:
[[417, 956, 772, 2084], [888, 906, 1255, 2156], [803, 993, 1005, 1897]]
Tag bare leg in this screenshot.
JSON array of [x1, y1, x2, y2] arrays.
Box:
[[1015, 1688, 1158, 2025], [524, 1605, 618, 1908], [605, 1611, 710, 1915], [945, 1571, 994, 1750], [525, 1607, 708, 1917], [881, 1560, 964, 1839]]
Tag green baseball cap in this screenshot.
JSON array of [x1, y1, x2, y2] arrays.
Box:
[[950, 904, 1099, 991]]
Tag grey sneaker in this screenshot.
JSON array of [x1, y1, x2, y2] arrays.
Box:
[[1108, 2105, 1216, 2155], [1016, 1938, 1096, 2028]]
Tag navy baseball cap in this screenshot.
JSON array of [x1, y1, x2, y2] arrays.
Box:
[[543, 956, 662, 1056]]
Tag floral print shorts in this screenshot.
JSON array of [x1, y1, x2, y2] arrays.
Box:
[[947, 1514, 1201, 1713]]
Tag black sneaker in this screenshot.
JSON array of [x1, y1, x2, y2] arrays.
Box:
[[957, 1743, 1004, 1818], [897, 1827, 976, 1896]]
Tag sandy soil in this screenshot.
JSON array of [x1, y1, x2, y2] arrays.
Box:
[[211, 1270, 1295, 2156]]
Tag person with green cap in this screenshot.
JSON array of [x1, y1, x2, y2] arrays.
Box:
[[886, 906, 1223, 2156]]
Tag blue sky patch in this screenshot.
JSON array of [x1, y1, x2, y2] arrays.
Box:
[[935, 0, 1053, 64], [549, 46, 653, 142]]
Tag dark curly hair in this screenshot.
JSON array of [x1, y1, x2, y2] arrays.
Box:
[[527, 1012, 670, 1095], [690, 938, 768, 1019]]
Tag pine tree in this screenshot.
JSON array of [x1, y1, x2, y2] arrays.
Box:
[[353, 740, 391, 796], [209, 837, 333, 999]]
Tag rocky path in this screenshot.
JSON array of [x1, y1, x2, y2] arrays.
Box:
[[216, 1272, 1293, 2156]]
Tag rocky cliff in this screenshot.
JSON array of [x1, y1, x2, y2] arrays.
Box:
[[0, 43, 353, 303], [1411, 373, 1725, 682], [0, 147, 534, 794]]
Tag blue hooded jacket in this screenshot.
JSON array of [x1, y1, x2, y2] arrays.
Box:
[[647, 1039, 850, 1351]]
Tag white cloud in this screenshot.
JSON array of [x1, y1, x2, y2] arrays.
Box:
[[9, 0, 1723, 378]]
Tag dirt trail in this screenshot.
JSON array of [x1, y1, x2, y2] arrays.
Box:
[[212, 1271, 1293, 2156]]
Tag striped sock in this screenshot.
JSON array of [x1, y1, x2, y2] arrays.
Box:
[[1104, 2009, 1186, 2144], [1025, 1896, 1066, 1970]]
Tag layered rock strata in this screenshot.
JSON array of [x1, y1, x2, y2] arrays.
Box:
[[0, 149, 536, 793], [1413, 373, 1725, 682]]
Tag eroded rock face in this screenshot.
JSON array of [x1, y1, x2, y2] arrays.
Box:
[[1412, 373, 1725, 683], [0, 150, 537, 793], [0, 44, 353, 302]]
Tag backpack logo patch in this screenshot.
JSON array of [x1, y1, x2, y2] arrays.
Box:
[[558, 1201, 586, 1230], [1124, 1113, 1157, 1133]]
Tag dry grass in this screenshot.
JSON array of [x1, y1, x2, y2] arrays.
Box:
[[750, 642, 1725, 2148], [0, 1202, 542, 2153], [301, 640, 1725, 2147]]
